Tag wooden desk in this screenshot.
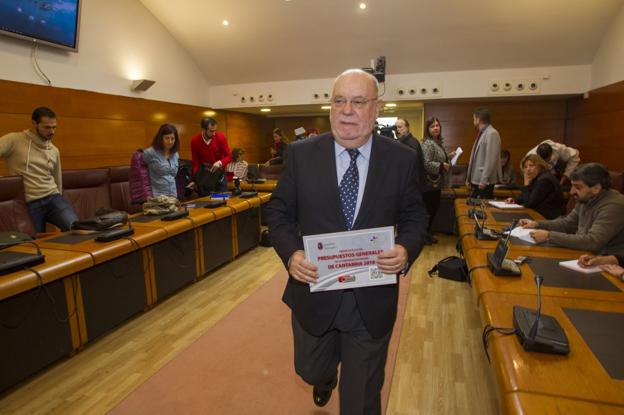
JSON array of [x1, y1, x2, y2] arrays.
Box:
[[465, 248, 624, 304], [443, 186, 521, 200], [0, 245, 93, 301], [480, 292, 624, 407], [228, 179, 278, 192], [503, 392, 624, 415]]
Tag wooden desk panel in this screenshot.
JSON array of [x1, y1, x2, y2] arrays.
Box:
[[0, 246, 93, 301], [480, 293, 624, 406], [229, 180, 278, 192], [444, 186, 521, 200], [466, 249, 624, 304], [503, 392, 624, 415]]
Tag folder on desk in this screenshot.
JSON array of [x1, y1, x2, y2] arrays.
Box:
[[0, 251, 45, 275]]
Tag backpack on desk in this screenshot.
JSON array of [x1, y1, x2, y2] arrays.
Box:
[[195, 164, 224, 197], [129, 149, 152, 204]]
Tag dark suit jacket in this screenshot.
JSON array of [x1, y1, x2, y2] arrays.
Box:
[[398, 133, 426, 191], [518, 171, 565, 219], [265, 133, 427, 338]]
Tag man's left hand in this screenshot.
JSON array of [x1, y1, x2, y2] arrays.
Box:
[[530, 230, 550, 243], [377, 244, 408, 274], [478, 183, 487, 190]]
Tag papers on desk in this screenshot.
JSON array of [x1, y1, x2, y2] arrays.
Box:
[[450, 147, 463, 166], [488, 201, 523, 209], [559, 260, 602, 274], [509, 226, 536, 244]]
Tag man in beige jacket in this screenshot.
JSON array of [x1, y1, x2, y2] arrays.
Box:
[[519, 163, 624, 254], [0, 107, 78, 232]]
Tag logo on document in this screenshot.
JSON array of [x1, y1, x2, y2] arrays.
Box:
[[338, 274, 356, 283], [317, 242, 323, 250]]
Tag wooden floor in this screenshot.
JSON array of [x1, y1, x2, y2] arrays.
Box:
[[0, 236, 499, 414]]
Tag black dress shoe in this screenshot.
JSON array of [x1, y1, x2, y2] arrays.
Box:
[[313, 386, 332, 407]]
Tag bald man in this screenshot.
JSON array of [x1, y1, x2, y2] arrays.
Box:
[[265, 69, 427, 414]]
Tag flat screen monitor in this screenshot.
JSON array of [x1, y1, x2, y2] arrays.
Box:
[[0, 0, 81, 51]]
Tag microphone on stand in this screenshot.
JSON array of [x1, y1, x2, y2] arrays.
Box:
[[513, 274, 569, 355]]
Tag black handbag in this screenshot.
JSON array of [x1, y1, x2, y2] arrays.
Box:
[[428, 256, 469, 282], [71, 208, 128, 232]]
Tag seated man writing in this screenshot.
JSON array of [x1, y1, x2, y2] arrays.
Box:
[[518, 163, 624, 254]]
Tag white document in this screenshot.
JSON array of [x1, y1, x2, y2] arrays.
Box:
[[509, 226, 536, 244], [559, 260, 602, 274], [450, 147, 463, 166], [488, 201, 523, 209], [303, 226, 396, 292]]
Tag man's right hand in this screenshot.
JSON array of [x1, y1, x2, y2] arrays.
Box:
[[288, 250, 318, 283], [518, 219, 538, 228]]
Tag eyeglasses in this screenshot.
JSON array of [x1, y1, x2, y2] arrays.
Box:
[[331, 96, 377, 109]]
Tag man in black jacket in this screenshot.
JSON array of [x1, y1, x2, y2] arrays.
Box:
[[265, 69, 427, 414], [396, 117, 431, 240]]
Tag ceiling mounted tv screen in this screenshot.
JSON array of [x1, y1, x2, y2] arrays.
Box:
[[0, 1, 81, 51]]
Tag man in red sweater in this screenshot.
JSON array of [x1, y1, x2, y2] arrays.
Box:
[[190, 117, 232, 192]]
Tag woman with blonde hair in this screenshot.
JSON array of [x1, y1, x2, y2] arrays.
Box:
[[505, 153, 565, 219]]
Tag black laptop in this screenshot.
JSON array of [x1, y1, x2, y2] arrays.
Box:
[[0, 251, 45, 275], [246, 164, 266, 184], [487, 233, 521, 276], [474, 212, 500, 240]]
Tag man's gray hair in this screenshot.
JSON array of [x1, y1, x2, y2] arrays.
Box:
[[334, 69, 379, 97]]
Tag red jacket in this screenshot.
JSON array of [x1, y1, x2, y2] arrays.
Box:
[[190, 131, 233, 180]]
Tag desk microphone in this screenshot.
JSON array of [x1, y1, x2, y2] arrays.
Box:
[[527, 275, 543, 340], [512, 274, 569, 355]]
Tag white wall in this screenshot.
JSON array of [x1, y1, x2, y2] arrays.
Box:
[[591, 3, 624, 89], [209, 65, 592, 109], [0, 0, 210, 107]]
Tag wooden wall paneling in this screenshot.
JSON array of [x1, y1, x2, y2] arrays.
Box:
[[224, 112, 274, 164], [565, 80, 624, 172], [0, 80, 271, 175]]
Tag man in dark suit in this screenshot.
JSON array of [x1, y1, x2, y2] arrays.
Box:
[[265, 69, 427, 414], [466, 108, 502, 198]]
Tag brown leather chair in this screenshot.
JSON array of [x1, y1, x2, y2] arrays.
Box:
[[108, 165, 142, 214], [0, 175, 37, 237], [62, 168, 111, 219], [260, 164, 284, 180], [609, 171, 623, 194], [451, 164, 468, 188]]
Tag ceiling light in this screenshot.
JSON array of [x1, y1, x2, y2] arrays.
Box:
[[203, 110, 216, 117], [260, 108, 271, 112], [321, 105, 331, 110], [385, 103, 397, 107], [222, 20, 229, 26], [359, 3, 367, 9]]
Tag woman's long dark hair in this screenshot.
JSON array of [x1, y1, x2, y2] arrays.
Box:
[[423, 117, 443, 140], [152, 123, 180, 154]]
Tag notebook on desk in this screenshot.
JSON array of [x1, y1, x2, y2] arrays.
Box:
[[0, 251, 45, 275]]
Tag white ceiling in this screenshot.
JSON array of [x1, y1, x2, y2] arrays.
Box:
[[140, 0, 623, 86]]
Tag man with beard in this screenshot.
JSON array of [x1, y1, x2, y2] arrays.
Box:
[[0, 107, 78, 232], [265, 69, 426, 414], [518, 163, 624, 254]]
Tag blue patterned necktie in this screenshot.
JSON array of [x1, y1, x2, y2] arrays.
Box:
[[339, 149, 360, 230]]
